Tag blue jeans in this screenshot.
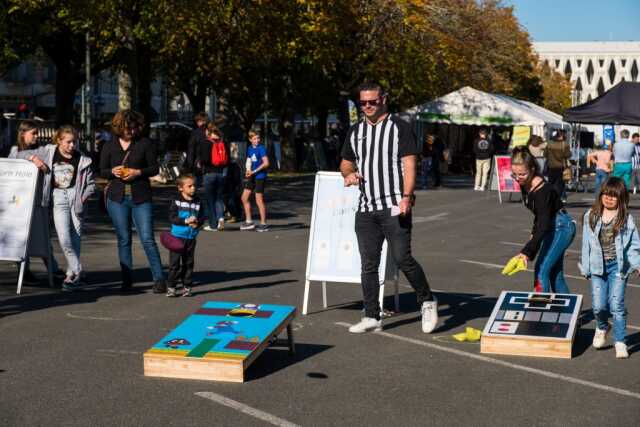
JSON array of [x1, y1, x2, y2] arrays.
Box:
[[52, 188, 82, 275], [594, 169, 609, 196], [107, 196, 165, 282], [203, 171, 226, 226], [420, 158, 432, 189], [534, 211, 576, 294], [591, 260, 627, 343], [612, 162, 632, 189]]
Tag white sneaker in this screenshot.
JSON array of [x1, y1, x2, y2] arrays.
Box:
[[474, 186, 480, 191], [203, 225, 216, 232], [615, 342, 629, 359], [421, 298, 438, 333], [348, 317, 382, 333], [592, 327, 609, 349], [217, 218, 225, 231]]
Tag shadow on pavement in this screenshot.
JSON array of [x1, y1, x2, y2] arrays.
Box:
[[245, 343, 333, 382], [192, 279, 298, 295]]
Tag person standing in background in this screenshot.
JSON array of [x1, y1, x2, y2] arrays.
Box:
[[611, 129, 635, 190], [527, 135, 547, 176], [587, 144, 613, 196], [629, 133, 640, 194], [473, 128, 494, 191], [544, 130, 571, 201]]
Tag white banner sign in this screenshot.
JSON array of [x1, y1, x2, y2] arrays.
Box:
[[0, 159, 39, 261]]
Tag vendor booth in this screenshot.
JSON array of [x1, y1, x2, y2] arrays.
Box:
[[405, 86, 570, 173]]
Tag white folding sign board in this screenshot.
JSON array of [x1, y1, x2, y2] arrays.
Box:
[[303, 172, 396, 315], [0, 159, 39, 261]]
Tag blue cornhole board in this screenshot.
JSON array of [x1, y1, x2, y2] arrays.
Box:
[[144, 301, 296, 382]]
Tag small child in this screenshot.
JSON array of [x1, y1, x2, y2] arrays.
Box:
[[580, 177, 640, 358], [167, 174, 206, 297]]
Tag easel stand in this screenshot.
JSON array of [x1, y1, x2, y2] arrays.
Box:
[[302, 272, 400, 316]]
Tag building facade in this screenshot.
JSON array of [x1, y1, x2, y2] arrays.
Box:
[[533, 41, 640, 105]]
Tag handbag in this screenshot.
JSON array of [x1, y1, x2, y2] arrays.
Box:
[[160, 231, 185, 253]]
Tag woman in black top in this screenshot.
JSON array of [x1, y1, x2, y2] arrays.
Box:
[[100, 110, 166, 292], [510, 146, 576, 293]]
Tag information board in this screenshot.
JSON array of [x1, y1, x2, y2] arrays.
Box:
[[0, 159, 39, 261], [305, 172, 388, 284], [303, 172, 396, 314]]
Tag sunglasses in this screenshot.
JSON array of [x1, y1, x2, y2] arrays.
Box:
[[358, 98, 382, 107]]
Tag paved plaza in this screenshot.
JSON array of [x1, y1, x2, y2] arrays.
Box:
[[1, 175, 639, 426]]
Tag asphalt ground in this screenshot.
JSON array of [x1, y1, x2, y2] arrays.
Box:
[[1, 174, 640, 426]]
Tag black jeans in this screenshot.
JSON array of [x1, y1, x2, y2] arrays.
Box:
[[355, 209, 433, 319], [168, 239, 197, 288]]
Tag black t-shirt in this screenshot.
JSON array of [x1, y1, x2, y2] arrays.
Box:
[[521, 181, 564, 259], [52, 149, 80, 189]]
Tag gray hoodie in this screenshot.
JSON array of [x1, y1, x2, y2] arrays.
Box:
[[12, 144, 95, 214]]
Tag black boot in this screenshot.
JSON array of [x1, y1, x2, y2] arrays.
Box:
[[153, 280, 167, 294], [120, 268, 133, 292]]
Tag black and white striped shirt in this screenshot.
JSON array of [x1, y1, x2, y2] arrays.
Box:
[[341, 114, 419, 212]]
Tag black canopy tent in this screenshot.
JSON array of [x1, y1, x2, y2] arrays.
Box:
[[562, 81, 640, 190], [563, 82, 640, 125]]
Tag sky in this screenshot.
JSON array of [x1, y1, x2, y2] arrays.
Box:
[[506, 0, 640, 42]]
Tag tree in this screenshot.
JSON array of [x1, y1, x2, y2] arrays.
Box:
[[536, 61, 572, 114]]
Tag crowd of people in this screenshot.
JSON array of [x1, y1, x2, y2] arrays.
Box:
[[5, 109, 271, 296], [4, 84, 639, 359]]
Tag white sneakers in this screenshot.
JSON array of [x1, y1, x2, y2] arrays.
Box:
[[592, 328, 608, 349], [349, 317, 382, 333], [615, 342, 629, 359], [421, 299, 439, 333], [593, 327, 629, 359], [350, 299, 439, 334]]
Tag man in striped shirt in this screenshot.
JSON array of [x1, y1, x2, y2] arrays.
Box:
[[340, 82, 438, 334]]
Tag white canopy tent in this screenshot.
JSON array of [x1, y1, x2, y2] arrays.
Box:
[[405, 86, 570, 140]]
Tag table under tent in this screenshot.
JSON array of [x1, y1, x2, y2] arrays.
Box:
[[563, 81, 640, 192], [404, 86, 570, 175]]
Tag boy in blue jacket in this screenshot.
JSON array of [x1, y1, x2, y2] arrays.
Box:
[[167, 174, 206, 297]]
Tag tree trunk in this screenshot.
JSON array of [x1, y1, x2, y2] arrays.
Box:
[[316, 106, 328, 139], [53, 59, 81, 126], [118, 70, 133, 110], [278, 110, 296, 171]]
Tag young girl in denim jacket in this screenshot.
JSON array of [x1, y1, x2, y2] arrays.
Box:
[[581, 177, 640, 358], [17, 126, 95, 290]]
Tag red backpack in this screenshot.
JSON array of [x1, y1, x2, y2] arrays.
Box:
[[210, 139, 228, 167]]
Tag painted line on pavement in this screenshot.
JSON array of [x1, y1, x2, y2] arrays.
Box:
[[500, 241, 580, 254], [413, 212, 449, 224], [195, 392, 300, 427], [334, 322, 640, 400], [459, 259, 640, 289]]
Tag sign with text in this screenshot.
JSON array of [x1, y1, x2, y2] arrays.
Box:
[[495, 155, 521, 193], [0, 159, 39, 261], [305, 172, 388, 284], [511, 126, 531, 148]]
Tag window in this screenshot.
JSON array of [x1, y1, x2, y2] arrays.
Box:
[[586, 60, 595, 84], [575, 77, 583, 91], [597, 78, 605, 97], [564, 61, 572, 76], [632, 60, 639, 81], [608, 61, 616, 84]]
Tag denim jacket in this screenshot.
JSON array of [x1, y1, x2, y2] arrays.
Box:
[[580, 210, 640, 279]]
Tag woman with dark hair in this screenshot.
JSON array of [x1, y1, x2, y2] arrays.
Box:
[[509, 146, 576, 293], [545, 130, 571, 202], [9, 120, 64, 284], [100, 110, 166, 292]]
